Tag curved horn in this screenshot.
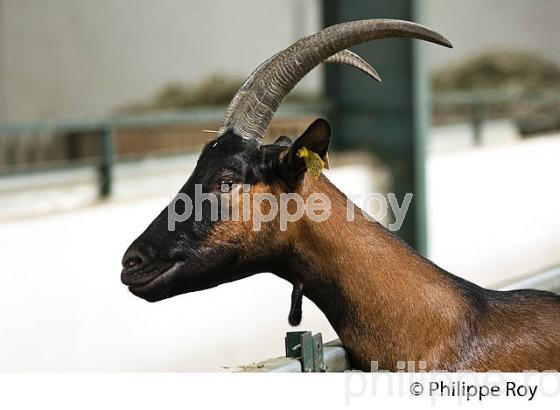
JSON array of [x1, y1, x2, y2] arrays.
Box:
[[220, 19, 452, 142], [325, 50, 381, 83], [220, 49, 380, 134]]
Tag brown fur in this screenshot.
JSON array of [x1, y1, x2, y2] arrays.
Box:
[[207, 173, 560, 371]]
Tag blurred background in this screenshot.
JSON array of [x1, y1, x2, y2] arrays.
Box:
[[1, 0, 559, 371]]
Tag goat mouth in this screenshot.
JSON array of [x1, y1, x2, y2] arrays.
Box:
[[127, 262, 181, 294]]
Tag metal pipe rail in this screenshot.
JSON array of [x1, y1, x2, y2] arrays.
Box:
[[0, 103, 328, 197], [233, 338, 350, 373], [0, 103, 328, 135], [432, 90, 560, 144]]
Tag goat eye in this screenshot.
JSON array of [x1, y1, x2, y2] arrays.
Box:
[[218, 179, 236, 190]]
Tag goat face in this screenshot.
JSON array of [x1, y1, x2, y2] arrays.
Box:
[[121, 119, 331, 302]]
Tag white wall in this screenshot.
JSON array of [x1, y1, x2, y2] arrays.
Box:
[[0, 0, 321, 121]]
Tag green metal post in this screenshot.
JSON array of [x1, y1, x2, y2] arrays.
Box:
[[99, 127, 115, 198], [323, 0, 429, 254], [411, 0, 429, 255], [285, 331, 325, 372]]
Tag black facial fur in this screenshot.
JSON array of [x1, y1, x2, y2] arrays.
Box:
[[121, 131, 293, 302], [121, 119, 332, 325]]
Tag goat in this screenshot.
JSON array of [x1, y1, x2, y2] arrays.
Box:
[[121, 19, 560, 371]]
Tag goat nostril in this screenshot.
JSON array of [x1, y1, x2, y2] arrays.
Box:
[[122, 246, 148, 271], [124, 257, 143, 269], [122, 245, 152, 274]]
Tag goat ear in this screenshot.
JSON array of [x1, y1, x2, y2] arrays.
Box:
[[280, 118, 331, 181]]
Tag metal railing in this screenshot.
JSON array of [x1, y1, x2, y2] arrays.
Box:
[[233, 336, 350, 373], [432, 90, 559, 144], [0, 103, 327, 197]]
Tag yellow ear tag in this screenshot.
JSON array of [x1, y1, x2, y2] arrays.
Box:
[[296, 146, 325, 179]]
